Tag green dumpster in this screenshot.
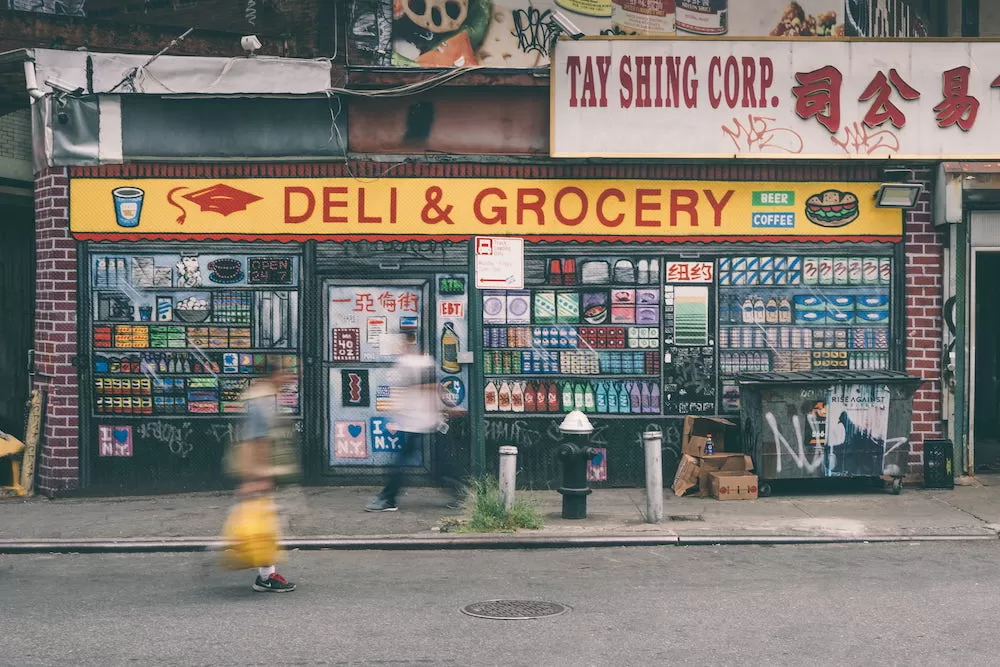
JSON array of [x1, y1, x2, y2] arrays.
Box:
[[738, 371, 924, 496]]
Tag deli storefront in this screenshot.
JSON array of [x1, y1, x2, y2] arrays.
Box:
[[67, 172, 903, 491]]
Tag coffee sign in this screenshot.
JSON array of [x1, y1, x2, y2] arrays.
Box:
[[552, 39, 1000, 159]]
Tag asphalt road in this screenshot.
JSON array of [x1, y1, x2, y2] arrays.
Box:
[[2, 542, 999, 666]]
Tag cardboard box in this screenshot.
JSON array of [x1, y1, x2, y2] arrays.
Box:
[[697, 453, 754, 497], [682, 415, 736, 457], [672, 454, 701, 497], [709, 471, 759, 500]]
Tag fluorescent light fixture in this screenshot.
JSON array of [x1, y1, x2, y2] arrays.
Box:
[[874, 182, 923, 208]]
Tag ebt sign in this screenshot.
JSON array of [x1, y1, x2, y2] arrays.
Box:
[[551, 39, 1000, 159]]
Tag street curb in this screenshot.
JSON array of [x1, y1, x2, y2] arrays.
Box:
[[0, 532, 996, 553]]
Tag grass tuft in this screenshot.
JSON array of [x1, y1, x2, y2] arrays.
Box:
[[445, 475, 543, 533]]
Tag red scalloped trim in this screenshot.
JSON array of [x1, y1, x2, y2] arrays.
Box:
[[72, 233, 903, 244]]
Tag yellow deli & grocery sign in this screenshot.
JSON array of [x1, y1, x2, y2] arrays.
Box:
[[70, 178, 903, 241]]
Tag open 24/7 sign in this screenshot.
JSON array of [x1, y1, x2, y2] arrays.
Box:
[[475, 237, 524, 290]]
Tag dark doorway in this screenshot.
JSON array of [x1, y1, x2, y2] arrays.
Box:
[[0, 196, 34, 438], [975, 252, 1000, 470]]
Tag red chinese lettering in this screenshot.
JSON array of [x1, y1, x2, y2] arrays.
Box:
[[791, 66, 843, 133], [353, 293, 375, 312], [377, 292, 397, 312], [858, 69, 920, 129], [692, 263, 713, 281], [933, 66, 979, 131], [667, 263, 690, 282], [396, 292, 419, 313]]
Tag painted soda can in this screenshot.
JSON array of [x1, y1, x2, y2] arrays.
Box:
[[879, 258, 892, 284], [848, 257, 863, 285], [862, 257, 879, 284], [803, 257, 819, 285], [833, 258, 849, 285], [818, 258, 834, 285]]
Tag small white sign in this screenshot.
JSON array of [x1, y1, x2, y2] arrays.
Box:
[[439, 300, 466, 318], [475, 237, 524, 289]]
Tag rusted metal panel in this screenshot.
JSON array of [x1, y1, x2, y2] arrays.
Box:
[[348, 88, 548, 155]]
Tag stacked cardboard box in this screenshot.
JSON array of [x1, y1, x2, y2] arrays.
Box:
[[672, 416, 758, 500]]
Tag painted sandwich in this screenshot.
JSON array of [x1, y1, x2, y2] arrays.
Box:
[[804, 190, 860, 228]]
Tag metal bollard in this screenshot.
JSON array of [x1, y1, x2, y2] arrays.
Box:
[[643, 427, 663, 524], [499, 445, 518, 511]]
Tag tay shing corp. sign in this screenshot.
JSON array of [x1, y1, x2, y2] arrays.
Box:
[[552, 39, 1000, 159]]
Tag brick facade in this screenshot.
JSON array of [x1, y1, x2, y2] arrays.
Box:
[[61, 161, 944, 484], [904, 167, 944, 470], [34, 166, 79, 495]]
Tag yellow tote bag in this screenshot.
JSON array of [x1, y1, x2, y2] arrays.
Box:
[[219, 497, 282, 570]]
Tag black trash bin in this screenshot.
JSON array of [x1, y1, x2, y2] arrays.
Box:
[[738, 371, 924, 496]]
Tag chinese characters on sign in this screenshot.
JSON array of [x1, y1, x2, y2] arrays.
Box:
[[352, 291, 420, 314], [665, 262, 715, 284], [553, 41, 1000, 158]]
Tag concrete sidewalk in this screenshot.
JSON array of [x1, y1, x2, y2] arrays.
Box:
[[3, 476, 1000, 550]]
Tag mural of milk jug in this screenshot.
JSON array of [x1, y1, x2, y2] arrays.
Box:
[[113, 187, 145, 228]]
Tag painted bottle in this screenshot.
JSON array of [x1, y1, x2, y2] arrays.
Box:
[[484, 381, 499, 412], [561, 381, 574, 412], [765, 298, 779, 324], [595, 382, 608, 413], [629, 382, 642, 414], [511, 382, 524, 413], [640, 382, 652, 414], [704, 434, 715, 455], [583, 382, 596, 413], [547, 382, 560, 412], [440, 322, 461, 373], [574, 382, 586, 411], [778, 297, 792, 324], [524, 382, 537, 413], [618, 382, 631, 414], [606, 382, 619, 414], [753, 297, 766, 324], [498, 381, 512, 412], [741, 296, 754, 323]]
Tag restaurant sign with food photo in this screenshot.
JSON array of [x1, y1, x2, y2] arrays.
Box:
[[387, 0, 871, 69]]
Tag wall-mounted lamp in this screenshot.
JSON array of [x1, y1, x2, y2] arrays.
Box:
[[874, 168, 923, 209]]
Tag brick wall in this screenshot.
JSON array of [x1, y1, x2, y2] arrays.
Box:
[[0, 109, 31, 160], [904, 167, 944, 473], [34, 166, 79, 495]]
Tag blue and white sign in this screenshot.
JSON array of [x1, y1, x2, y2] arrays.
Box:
[[370, 416, 405, 452], [439, 376, 466, 408], [752, 212, 796, 229]]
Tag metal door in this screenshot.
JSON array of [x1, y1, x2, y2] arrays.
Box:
[[323, 279, 433, 478]]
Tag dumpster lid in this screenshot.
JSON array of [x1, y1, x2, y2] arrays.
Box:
[[736, 370, 924, 386]]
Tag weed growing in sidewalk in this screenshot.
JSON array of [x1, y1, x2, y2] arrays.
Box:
[[442, 476, 543, 533]]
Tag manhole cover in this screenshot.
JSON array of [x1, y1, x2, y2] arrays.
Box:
[[461, 600, 570, 620]]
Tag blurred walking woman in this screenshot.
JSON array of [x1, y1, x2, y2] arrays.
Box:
[[227, 358, 298, 592]]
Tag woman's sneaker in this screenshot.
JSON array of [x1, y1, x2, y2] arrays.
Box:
[[365, 497, 398, 512], [253, 573, 296, 592]]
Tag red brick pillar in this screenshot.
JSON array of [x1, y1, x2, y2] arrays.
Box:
[[904, 167, 944, 476], [33, 166, 80, 495]]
